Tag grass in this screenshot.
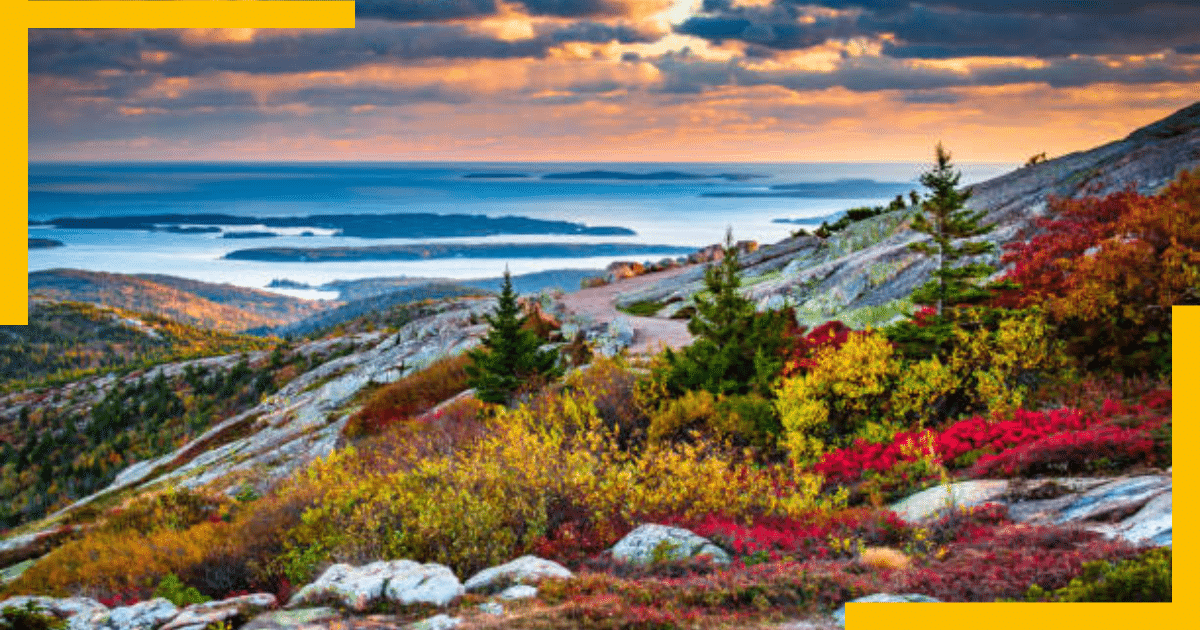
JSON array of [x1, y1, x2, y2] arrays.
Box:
[[617, 300, 668, 317]]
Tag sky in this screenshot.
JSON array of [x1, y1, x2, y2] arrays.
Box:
[[26, 0, 1200, 163]]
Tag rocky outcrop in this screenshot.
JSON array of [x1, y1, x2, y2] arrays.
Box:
[[287, 560, 464, 612], [831, 593, 942, 628], [607, 101, 1200, 329], [890, 474, 1172, 547], [609, 523, 731, 565], [159, 594, 276, 630], [34, 299, 497, 526], [0, 593, 274, 630]]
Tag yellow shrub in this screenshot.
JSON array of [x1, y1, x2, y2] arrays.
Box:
[[280, 385, 834, 581], [945, 308, 1073, 419], [8, 522, 227, 599], [647, 389, 718, 444], [775, 330, 898, 460], [889, 356, 957, 429]]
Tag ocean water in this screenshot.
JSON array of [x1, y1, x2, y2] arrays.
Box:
[[28, 162, 1012, 300]]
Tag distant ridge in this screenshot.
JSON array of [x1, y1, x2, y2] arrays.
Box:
[[29, 269, 333, 333]]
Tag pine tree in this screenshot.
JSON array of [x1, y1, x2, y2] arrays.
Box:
[[663, 229, 790, 397], [908, 143, 998, 316], [465, 268, 561, 404]]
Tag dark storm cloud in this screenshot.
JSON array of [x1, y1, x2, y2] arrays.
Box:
[[357, 0, 667, 21], [354, 0, 499, 22], [674, 1, 1200, 58], [29, 22, 662, 81], [653, 51, 1200, 94]]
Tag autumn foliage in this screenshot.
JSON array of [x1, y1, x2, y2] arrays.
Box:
[[992, 168, 1200, 374]]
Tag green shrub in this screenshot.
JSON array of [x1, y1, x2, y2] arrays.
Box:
[[1025, 547, 1171, 602], [0, 602, 65, 630], [153, 573, 211, 607]]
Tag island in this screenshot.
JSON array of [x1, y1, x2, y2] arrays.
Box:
[[703, 179, 913, 198], [542, 170, 763, 181], [42, 212, 636, 239], [223, 231, 278, 239], [29, 238, 65, 249], [224, 242, 697, 263], [462, 173, 531, 179]]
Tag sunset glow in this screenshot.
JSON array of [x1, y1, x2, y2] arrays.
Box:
[[28, 1, 1200, 163]]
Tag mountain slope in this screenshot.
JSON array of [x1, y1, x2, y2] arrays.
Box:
[[608, 100, 1200, 327], [29, 269, 333, 333]]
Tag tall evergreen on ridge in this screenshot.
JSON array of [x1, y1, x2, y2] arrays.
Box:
[[662, 229, 790, 397], [908, 143, 998, 316], [465, 268, 560, 404]]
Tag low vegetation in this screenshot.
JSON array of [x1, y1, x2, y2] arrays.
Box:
[[0, 155, 1183, 626]]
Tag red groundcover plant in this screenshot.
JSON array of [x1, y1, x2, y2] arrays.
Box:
[[812, 390, 1170, 489]]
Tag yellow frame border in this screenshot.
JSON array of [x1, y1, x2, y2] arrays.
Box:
[[11, 4, 1190, 630]]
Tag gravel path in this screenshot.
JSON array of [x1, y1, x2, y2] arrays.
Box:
[[556, 265, 696, 355]]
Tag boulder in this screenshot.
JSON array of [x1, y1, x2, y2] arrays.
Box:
[[888, 480, 1009, 524], [408, 614, 462, 630], [241, 607, 339, 630], [0, 596, 109, 630], [160, 593, 275, 630], [609, 524, 730, 565], [288, 560, 463, 612], [497, 585, 539, 600], [105, 598, 179, 630], [463, 555, 572, 595], [477, 602, 504, 616], [831, 593, 942, 627], [383, 564, 464, 607]]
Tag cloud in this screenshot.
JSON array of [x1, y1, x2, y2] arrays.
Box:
[[652, 50, 1200, 94], [673, 1, 1200, 58], [354, 1, 499, 22], [29, 22, 663, 81], [356, 0, 673, 21]]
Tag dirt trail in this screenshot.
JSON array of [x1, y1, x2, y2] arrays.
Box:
[[556, 265, 696, 355]]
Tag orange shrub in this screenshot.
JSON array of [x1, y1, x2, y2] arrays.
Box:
[[7, 522, 227, 599], [344, 353, 473, 437]]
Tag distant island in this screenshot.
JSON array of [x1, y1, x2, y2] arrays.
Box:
[[462, 173, 531, 179], [772, 212, 847, 225], [224, 242, 696, 263], [163, 226, 222, 234], [702, 179, 913, 198], [29, 238, 64, 249], [40, 212, 636, 239], [223, 231, 278, 239], [267, 279, 314, 289], [542, 170, 763, 182]]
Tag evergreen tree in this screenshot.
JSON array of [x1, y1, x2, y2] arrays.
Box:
[[908, 143, 998, 316], [663, 229, 791, 397], [465, 268, 561, 404]]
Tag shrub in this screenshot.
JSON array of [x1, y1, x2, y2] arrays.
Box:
[[0, 602, 65, 630], [7, 522, 227, 600], [1025, 547, 1170, 602], [775, 330, 897, 461], [152, 573, 210, 607], [967, 426, 1158, 478], [278, 389, 833, 580], [992, 169, 1200, 376], [100, 488, 230, 535], [903, 524, 1146, 602], [343, 353, 473, 437]]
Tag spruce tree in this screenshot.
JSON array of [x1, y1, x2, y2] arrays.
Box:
[[663, 229, 790, 397], [465, 268, 561, 404], [908, 143, 998, 316]]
